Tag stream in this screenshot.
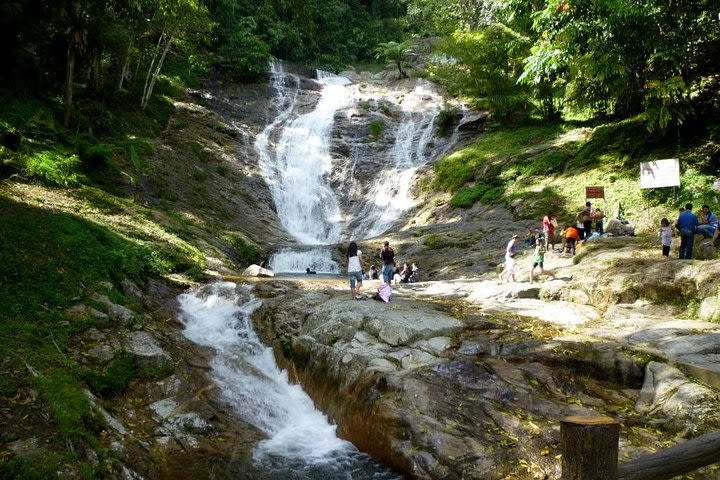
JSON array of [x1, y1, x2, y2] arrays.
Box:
[[178, 282, 401, 479]]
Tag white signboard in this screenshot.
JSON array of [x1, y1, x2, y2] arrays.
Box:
[[713, 180, 720, 190], [640, 159, 680, 189]]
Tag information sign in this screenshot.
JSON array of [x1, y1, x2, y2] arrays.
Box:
[[640, 159, 680, 188]]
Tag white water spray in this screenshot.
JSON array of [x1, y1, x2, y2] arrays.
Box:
[[178, 282, 351, 460], [351, 81, 443, 238], [255, 64, 352, 245]]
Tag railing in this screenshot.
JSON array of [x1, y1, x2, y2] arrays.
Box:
[[560, 416, 720, 480]]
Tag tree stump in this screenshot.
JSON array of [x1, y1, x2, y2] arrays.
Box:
[[561, 416, 619, 480]]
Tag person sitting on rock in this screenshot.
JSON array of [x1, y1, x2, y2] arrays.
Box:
[[392, 265, 402, 285], [697, 204, 718, 239], [305, 267, 317, 274], [410, 263, 420, 282], [400, 263, 412, 283], [368, 264, 379, 280]]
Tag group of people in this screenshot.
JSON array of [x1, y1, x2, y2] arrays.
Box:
[[500, 201, 608, 283], [662, 203, 719, 260], [346, 240, 419, 300], [541, 202, 605, 257]]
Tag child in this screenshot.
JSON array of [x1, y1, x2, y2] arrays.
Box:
[[660, 218, 672, 260], [529, 241, 556, 283]]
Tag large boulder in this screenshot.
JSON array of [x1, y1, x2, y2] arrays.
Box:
[[604, 217, 635, 236], [123, 331, 173, 373], [241, 264, 275, 277]]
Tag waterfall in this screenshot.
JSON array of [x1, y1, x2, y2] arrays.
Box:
[[178, 282, 399, 477], [350, 81, 442, 238], [255, 61, 461, 272], [255, 63, 351, 246]]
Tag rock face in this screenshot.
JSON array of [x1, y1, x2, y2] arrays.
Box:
[[252, 280, 711, 480]]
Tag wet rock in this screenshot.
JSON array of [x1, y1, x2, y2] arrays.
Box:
[[457, 111, 488, 131], [123, 331, 173, 373]]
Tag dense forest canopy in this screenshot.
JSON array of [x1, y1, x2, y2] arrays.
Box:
[[0, 0, 718, 132]]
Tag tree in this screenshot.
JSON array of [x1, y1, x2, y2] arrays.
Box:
[[427, 24, 532, 123], [63, 1, 88, 128], [139, 0, 211, 109], [374, 40, 413, 78]]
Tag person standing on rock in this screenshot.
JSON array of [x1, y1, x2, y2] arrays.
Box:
[[542, 211, 557, 253], [500, 234, 519, 282], [347, 241, 364, 300], [529, 240, 555, 283], [676, 203, 699, 259], [379, 241, 395, 284], [660, 218, 672, 260]]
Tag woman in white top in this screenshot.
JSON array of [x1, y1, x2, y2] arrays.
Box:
[[347, 241, 364, 300]]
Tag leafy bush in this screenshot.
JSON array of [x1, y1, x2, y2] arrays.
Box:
[[83, 351, 137, 398], [369, 120, 383, 139], [428, 24, 532, 123], [78, 141, 113, 170], [424, 233, 445, 249], [435, 104, 458, 135], [23, 150, 82, 186]]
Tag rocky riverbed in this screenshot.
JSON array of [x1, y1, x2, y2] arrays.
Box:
[[250, 243, 720, 479]]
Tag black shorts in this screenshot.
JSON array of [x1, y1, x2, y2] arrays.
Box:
[[662, 245, 670, 257], [532, 262, 544, 269]]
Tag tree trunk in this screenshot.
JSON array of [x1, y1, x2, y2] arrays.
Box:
[[141, 33, 164, 109], [90, 49, 102, 93], [63, 46, 76, 128], [118, 39, 133, 90], [141, 34, 172, 110], [561, 416, 619, 480]]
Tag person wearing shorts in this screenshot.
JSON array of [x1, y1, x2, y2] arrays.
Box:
[[347, 241, 364, 300]]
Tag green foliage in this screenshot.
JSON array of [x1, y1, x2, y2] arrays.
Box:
[[369, 120, 383, 139], [216, 17, 270, 78], [374, 40, 413, 78], [428, 24, 532, 123], [38, 370, 94, 439], [507, 0, 720, 124], [78, 141, 113, 171], [23, 151, 82, 187], [222, 232, 263, 265], [643, 77, 692, 132], [435, 104, 458, 135], [0, 455, 61, 480], [424, 233, 445, 249], [83, 352, 137, 398]]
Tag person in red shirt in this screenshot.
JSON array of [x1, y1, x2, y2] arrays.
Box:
[[561, 224, 580, 255], [542, 211, 557, 253]]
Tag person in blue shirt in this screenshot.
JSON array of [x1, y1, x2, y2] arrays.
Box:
[[697, 204, 719, 239], [676, 203, 699, 259]]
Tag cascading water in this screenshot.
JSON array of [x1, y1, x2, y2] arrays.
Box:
[[264, 70, 350, 245], [350, 81, 443, 238], [255, 62, 353, 272], [178, 282, 400, 478]]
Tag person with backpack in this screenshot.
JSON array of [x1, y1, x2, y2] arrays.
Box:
[[379, 241, 395, 284]]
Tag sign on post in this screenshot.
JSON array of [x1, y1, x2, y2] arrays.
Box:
[[585, 186, 605, 199], [640, 159, 680, 189]]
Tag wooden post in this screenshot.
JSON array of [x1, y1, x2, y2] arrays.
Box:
[[561, 416, 620, 480]]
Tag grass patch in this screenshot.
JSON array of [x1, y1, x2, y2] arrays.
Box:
[[432, 116, 719, 231], [82, 351, 137, 398]]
